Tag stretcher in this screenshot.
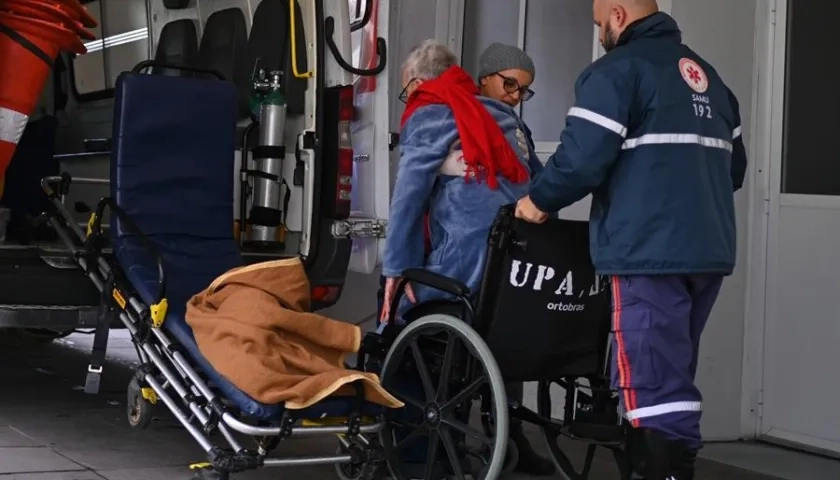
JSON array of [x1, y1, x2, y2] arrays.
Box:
[[42, 63, 388, 480]]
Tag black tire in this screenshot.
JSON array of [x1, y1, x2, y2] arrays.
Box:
[[378, 313, 508, 480], [188, 467, 231, 480], [126, 375, 155, 429], [335, 442, 364, 480], [501, 437, 519, 476]]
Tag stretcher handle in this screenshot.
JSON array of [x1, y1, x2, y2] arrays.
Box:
[[131, 60, 227, 81], [324, 16, 386, 77], [91, 197, 167, 303]]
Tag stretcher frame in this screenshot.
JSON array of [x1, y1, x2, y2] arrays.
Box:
[[40, 174, 388, 479]]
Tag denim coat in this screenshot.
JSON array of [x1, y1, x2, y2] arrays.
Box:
[[382, 97, 543, 320]]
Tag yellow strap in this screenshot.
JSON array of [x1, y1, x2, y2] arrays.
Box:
[[150, 298, 168, 328], [86, 212, 96, 237], [289, 0, 313, 78], [189, 462, 211, 470], [300, 416, 376, 427], [140, 387, 158, 404]]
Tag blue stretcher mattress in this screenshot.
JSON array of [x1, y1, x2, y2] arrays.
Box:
[[110, 72, 379, 422]]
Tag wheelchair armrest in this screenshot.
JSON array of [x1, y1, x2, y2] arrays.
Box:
[[402, 268, 470, 298]]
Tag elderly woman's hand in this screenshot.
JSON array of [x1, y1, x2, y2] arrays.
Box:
[[515, 195, 548, 224], [380, 276, 417, 324]]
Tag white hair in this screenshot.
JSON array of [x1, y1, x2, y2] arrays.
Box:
[[401, 39, 458, 80]]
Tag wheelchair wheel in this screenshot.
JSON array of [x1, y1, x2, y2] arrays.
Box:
[[126, 375, 155, 429], [378, 314, 508, 480], [536, 379, 630, 480]]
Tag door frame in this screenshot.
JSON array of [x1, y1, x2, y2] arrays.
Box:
[[739, 0, 779, 439], [743, 0, 840, 449]]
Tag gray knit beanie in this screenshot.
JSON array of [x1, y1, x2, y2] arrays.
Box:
[[478, 43, 536, 80]]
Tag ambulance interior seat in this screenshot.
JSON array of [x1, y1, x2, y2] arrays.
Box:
[[195, 8, 249, 119], [151, 19, 199, 77], [244, 0, 308, 116], [107, 67, 378, 421], [162, 0, 190, 8]]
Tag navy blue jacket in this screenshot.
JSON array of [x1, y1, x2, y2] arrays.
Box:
[[529, 12, 747, 275]]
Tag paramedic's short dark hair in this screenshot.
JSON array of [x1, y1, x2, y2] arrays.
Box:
[[402, 39, 458, 80]]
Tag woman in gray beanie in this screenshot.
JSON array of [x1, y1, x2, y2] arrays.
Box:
[[477, 43, 554, 477], [477, 42, 536, 108]]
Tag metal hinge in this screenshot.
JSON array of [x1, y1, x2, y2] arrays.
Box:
[[753, 389, 764, 419], [388, 132, 400, 151], [768, 0, 777, 26], [331, 218, 387, 238]]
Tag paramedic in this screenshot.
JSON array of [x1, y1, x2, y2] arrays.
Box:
[[475, 42, 555, 477], [513, 1, 748, 479]]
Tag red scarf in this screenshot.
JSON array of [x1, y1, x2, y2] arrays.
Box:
[[400, 66, 529, 189]]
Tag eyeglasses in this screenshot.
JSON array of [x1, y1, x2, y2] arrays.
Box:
[[495, 73, 535, 102], [398, 78, 418, 104]]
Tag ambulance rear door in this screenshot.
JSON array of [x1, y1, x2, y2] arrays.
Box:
[[346, 0, 463, 274], [341, 0, 390, 274]]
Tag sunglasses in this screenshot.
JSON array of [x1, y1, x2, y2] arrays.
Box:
[[495, 73, 535, 102]]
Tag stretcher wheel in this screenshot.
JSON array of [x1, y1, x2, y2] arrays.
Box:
[[378, 313, 509, 480], [188, 466, 230, 480], [334, 443, 387, 480], [126, 375, 155, 429], [334, 443, 364, 480], [536, 379, 631, 480]]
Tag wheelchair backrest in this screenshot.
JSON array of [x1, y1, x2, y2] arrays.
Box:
[[478, 209, 611, 380], [110, 72, 237, 241]]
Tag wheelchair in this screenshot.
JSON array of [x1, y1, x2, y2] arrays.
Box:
[[40, 62, 393, 480], [361, 206, 637, 480]]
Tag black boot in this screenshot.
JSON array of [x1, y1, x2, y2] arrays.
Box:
[[627, 427, 648, 478], [677, 448, 697, 480], [641, 429, 696, 480], [506, 382, 555, 476]]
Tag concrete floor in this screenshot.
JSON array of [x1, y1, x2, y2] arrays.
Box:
[[0, 329, 832, 480]]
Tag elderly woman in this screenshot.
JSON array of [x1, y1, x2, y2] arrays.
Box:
[[379, 39, 548, 476], [380, 40, 542, 321]]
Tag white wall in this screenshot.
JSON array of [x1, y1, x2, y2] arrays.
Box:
[[671, 0, 757, 441], [461, 0, 592, 143]]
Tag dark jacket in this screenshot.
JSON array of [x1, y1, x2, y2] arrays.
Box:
[[529, 12, 747, 275]]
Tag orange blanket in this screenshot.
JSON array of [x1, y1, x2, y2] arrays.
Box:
[[185, 258, 403, 410]]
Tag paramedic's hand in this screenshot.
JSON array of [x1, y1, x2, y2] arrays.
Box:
[[380, 277, 416, 324], [515, 195, 548, 224]]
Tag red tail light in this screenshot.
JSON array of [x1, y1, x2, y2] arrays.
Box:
[[336, 86, 354, 218], [338, 85, 355, 120], [312, 285, 342, 304]]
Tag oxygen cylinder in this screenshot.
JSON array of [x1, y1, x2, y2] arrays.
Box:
[[245, 69, 288, 249]]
